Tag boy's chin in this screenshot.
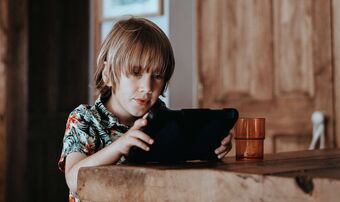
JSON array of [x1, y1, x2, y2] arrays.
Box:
[[130, 109, 149, 118]]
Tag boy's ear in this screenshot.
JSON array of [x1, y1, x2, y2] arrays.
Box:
[[102, 63, 112, 87]]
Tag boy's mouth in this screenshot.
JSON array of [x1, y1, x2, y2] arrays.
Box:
[[134, 98, 149, 106]]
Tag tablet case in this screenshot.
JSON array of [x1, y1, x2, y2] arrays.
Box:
[[126, 107, 239, 163]]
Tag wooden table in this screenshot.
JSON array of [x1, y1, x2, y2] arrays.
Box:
[[77, 149, 340, 202]]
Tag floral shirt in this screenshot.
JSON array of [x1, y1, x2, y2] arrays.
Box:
[[58, 96, 165, 201], [58, 96, 131, 202]]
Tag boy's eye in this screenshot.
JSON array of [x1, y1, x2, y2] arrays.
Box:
[[152, 73, 163, 80], [132, 67, 142, 76]]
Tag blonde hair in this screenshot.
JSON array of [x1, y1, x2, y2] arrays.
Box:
[[95, 17, 175, 97]]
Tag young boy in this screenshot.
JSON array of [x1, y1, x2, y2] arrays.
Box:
[[58, 17, 232, 201]]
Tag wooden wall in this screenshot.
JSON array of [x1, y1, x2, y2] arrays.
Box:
[[0, 0, 8, 200], [0, 0, 89, 201], [0, 0, 28, 201], [197, 0, 336, 152], [333, 0, 340, 147], [27, 0, 89, 201]]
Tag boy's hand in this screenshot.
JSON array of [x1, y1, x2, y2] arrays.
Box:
[[115, 118, 154, 155], [214, 132, 233, 159]]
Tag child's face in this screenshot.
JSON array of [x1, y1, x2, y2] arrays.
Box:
[[110, 69, 164, 120]]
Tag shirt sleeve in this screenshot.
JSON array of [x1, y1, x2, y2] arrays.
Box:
[[58, 105, 96, 172]]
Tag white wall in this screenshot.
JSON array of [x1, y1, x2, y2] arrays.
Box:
[[168, 0, 197, 109], [90, 0, 197, 109], [149, 0, 198, 109], [131, 0, 198, 109]]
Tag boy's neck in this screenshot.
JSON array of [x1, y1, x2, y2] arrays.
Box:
[[104, 95, 136, 127]]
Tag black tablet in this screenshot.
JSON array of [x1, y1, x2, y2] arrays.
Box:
[[126, 107, 239, 163]]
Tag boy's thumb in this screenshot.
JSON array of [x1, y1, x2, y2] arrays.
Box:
[[131, 118, 147, 130]]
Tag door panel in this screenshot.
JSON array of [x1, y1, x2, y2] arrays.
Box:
[[333, 0, 340, 148], [197, 0, 334, 153]]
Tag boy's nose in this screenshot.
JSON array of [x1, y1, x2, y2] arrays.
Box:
[[139, 75, 152, 94]]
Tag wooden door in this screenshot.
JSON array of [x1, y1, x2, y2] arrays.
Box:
[[197, 0, 334, 153], [0, 0, 8, 200]]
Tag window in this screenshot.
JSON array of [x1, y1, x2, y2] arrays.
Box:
[[90, 0, 164, 101]]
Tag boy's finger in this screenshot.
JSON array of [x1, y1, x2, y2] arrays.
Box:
[[215, 142, 232, 154], [222, 134, 232, 145], [230, 131, 235, 138], [130, 118, 147, 130], [215, 145, 225, 154], [129, 138, 150, 151], [129, 130, 154, 145], [218, 151, 228, 159]]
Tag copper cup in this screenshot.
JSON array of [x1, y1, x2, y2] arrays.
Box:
[[234, 118, 265, 160]]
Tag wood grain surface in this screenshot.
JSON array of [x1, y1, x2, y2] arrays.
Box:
[[78, 149, 340, 202], [197, 0, 335, 153]]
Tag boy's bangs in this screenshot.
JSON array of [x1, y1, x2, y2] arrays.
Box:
[[123, 40, 166, 76]]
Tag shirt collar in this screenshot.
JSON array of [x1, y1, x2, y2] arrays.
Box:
[[94, 96, 129, 132]]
